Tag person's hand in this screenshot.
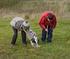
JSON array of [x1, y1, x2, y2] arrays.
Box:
[[45, 29, 48, 32]]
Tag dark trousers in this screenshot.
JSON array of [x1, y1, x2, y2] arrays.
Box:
[[41, 27, 53, 42], [11, 27, 27, 45]]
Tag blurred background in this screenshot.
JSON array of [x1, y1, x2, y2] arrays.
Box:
[[0, 0, 70, 18]]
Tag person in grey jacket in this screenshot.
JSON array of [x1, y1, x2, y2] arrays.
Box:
[[10, 17, 30, 46]]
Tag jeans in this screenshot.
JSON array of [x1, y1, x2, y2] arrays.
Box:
[[11, 27, 27, 45], [41, 27, 53, 42]]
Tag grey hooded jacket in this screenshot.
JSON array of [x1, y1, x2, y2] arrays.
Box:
[[10, 17, 30, 31]]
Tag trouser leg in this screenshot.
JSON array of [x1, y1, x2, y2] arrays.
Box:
[[11, 27, 18, 45], [47, 27, 53, 42], [41, 29, 47, 42], [21, 30, 27, 45]]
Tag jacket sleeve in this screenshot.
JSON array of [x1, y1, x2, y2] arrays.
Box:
[[39, 17, 46, 30]]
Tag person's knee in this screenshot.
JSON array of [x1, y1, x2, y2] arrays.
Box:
[[22, 31, 26, 35]]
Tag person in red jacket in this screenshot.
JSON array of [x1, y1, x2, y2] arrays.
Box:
[[39, 11, 57, 43]]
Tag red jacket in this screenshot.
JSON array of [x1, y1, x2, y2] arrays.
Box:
[[39, 11, 57, 30]]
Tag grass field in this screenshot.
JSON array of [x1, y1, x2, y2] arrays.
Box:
[[0, 17, 70, 59]]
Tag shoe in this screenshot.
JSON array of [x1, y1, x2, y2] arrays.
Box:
[[47, 40, 52, 43], [22, 42, 27, 47], [42, 41, 47, 44], [10, 44, 15, 48]]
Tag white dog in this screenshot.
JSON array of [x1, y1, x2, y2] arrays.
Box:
[[10, 17, 39, 48], [26, 29, 39, 48]]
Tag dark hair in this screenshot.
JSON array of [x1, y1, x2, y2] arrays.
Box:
[[25, 15, 29, 19], [47, 13, 53, 20]]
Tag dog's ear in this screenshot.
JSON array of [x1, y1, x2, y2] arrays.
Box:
[[31, 38, 36, 44]]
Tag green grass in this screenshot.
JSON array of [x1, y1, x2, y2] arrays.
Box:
[[0, 17, 70, 59]]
